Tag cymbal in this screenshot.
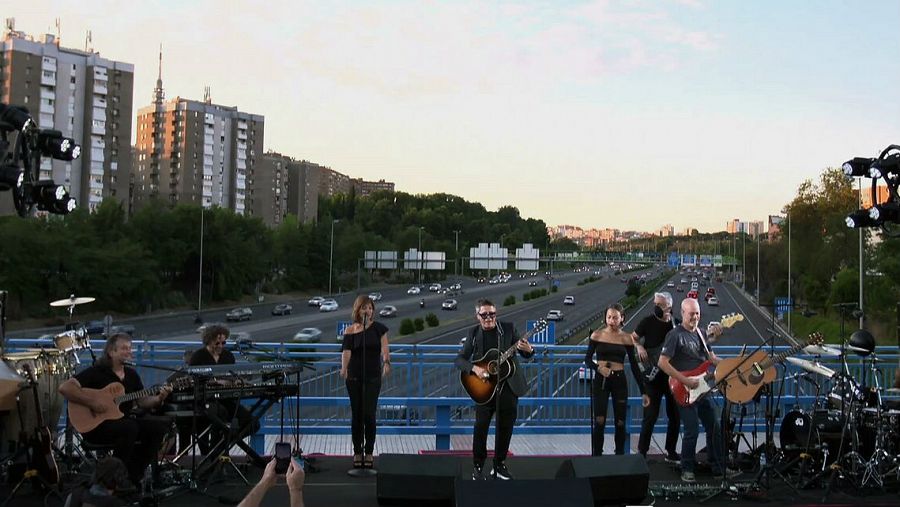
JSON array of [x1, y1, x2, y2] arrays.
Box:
[[803, 344, 841, 357], [786, 357, 836, 378], [50, 296, 96, 307]]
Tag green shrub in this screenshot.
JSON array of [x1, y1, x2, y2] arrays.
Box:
[[425, 313, 439, 327], [523, 293, 531, 301], [503, 295, 516, 306], [550, 286, 557, 293], [414, 317, 425, 331], [399, 318, 415, 335]]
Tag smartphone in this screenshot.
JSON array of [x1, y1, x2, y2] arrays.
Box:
[[274, 442, 291, 474], [292, 455, 306, 472]]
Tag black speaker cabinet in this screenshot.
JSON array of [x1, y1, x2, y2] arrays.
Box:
[[455, 478, 594, 507], [376, 454, 461, 506], [556, 455, 649, 505]]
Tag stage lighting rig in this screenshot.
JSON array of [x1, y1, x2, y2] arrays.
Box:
[[844, 144, 900, 236], [0, 103, 80, 217]]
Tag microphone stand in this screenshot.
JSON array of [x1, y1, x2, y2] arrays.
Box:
[[348, 313, 377, 477]]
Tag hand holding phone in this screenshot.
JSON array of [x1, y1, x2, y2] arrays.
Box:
[[274, 442, 291, 474]]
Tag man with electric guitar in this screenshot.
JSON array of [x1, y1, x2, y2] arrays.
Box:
[[58, 332, 173, 486], [455, 298, 534, 481], [657, 298, 736, 483]]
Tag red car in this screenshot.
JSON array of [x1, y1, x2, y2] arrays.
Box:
[[687, 290, 699, 299], [705, 287, 716, 301]]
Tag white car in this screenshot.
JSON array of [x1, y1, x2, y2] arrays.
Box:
[[292, 327, 322, 343], [368, 292, 383, 301], [429, 283, 442, 292], [379, 305, 397, 318], [442, 299, 458, 310], [546, 309, 564, 321], [563, 296, 575, 305], [307, 296, 325, 306], [707, 296, 719, 306], [319, 299, 339, 312], [407, 286, 421, 295], [667, 281, 675, 288]]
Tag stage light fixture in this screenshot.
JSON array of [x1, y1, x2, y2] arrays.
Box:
[[845, 209, 878, 228], [0, 164, 23, 191], [868, 202, 900, 223], [30, 180, 76, 215], [843, 157, 875, 177], [36, 130, 81, 161]]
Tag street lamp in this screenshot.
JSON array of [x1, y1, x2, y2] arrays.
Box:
[[196, 206, 204, 324], [329, 219, 340, 295], [453, 230, 460, 277]]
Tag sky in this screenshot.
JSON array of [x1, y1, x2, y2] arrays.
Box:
[[5, 0, 900, 233]]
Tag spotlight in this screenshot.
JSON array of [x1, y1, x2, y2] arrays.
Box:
[[0, 164, 23, 191], [868, 202, 900, 222], [35, 130, 81, 161], [30, 180, 76, 215], [869, 152, 900, 179], [846, 209, 878, 228], [843, 157, 875, 177]]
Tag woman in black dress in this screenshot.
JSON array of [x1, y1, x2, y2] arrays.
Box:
[[340, 295, 392, 468]]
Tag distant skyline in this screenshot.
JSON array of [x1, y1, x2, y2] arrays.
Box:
[[7, 1, 900, 232]]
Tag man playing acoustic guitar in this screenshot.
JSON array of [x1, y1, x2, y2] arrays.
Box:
[[59, 333, 172, 486], [657, 298, 736, 482], [455, 298, 534, 481]]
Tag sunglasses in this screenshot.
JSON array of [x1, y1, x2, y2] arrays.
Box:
[[477, 312, 497, 319]]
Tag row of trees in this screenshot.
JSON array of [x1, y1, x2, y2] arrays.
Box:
[[0, 191, 551, 320]]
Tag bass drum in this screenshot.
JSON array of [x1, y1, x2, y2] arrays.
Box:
[[780, 409, 847, 465], [0, 351, 68, 454]]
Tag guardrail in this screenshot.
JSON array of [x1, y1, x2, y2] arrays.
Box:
[[5, 338, 897, 452]]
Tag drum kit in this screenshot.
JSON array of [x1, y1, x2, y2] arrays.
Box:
[[0, 295, 94, 456], [778, 339, 899, 489]]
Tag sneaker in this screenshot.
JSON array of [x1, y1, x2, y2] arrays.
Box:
[[665, 451, 681, 464], [472, 464, 484, 481], [711, 467, 741, 478], [681, 471, 696, 482], [491, 462, 512, 480]]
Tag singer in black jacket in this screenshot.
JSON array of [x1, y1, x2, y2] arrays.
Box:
[[340, 295, 392, 469], [454, 298, 534, 481], [187, 324, 260, 454]]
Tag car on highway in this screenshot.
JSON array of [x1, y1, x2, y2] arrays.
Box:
[[429, 283, 442, 292], [476, 277, 486, 283], [449, 283, 462, 291], [196, 322, 224, 334], [528, 280, 537, 287], [707, 296, 719, 306], [705, 287, 717, 300], [379, 305, 398, 318], [676, 285, 684, 292], [84, 320, 106, 335], [292, 327, 322, 343], [307, 296, 325, 306], [488, 277, 500, 285], [546, 309, 564, 321], [231, 331, 252, 343], [319, 299, 339, 312], [271, 303, 293, 316], [442, 299, 458, 310], [563, 296, 575, 305], [226, 307, 253, 321], [667, 281, 675, 288], [687, 290, 699, 299], [368, 292, 383, 301], [407, 286, 421, 295]]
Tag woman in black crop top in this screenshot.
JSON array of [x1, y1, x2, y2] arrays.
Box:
[[340, 295, 392, 469], [585, 303, 649, 455]]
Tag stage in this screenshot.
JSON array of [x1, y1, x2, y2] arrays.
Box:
[[2, 453, 899, 507]]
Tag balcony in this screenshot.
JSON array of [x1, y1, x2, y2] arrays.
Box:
[[94, 83, 108, 95], [41, 73, 56, 87]]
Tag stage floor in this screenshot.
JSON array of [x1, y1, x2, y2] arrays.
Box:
[[2, 454, 899, 507]]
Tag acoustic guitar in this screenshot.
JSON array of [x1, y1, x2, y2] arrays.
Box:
[[69, 376, 192, 433], [21, 363, 59, 484], [460, 319, 547, 405]]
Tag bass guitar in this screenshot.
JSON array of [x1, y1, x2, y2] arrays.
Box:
[[460, 319, 547, 405], [670, 332, 823, 407], [69, 376, 192, 433]]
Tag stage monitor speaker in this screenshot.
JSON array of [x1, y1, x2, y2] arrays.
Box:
[[455, 478, 594, 507], [376, 454, 460, 506], [556, 455, 649, 505]]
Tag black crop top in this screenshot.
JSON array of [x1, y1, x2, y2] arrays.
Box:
[[585, 339, 646, 394]]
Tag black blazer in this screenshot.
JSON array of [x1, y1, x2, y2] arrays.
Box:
[[454, 321, 534, 397]]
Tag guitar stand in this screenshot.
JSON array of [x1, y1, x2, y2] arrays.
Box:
[[1, 467, 64, 507]]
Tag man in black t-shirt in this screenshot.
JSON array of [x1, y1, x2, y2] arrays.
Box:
[[632, 292, 681, 463], [59, 334, 171, 485], [454, 298, 534, 481], [188, 324, 259, 453]]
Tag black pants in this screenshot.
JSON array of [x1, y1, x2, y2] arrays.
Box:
[[473, 386, 517, 466], [346, 377, 381, 455], [203, 400, 260, 454], [592, 370, 628, 455], [83, 415, 170, 484], [638, 372, 680, 455]]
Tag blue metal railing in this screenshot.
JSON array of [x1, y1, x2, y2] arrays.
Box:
[[5, 338, 897, 452]]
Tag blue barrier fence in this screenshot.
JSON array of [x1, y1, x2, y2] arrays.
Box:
[[5, 338, 898, 452]]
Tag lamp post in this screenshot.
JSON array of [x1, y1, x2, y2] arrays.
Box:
[[196, 207, 204, 323], [329, 219, 340, 295]]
